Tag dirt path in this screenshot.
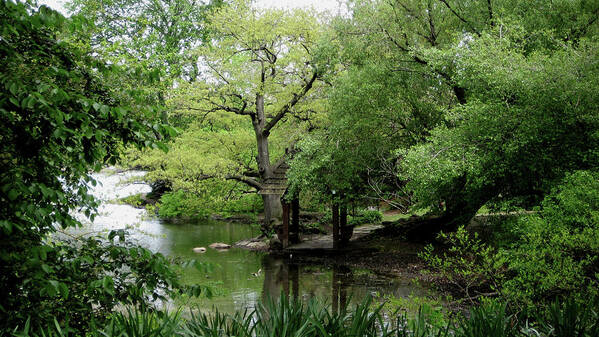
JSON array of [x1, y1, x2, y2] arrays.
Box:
[[285, 224, 384, 251]]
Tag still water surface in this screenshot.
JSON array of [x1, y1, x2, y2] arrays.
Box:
[[71, 168, 428, 312]]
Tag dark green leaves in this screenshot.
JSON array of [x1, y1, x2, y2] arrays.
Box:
[[0, 1, 176, 332]]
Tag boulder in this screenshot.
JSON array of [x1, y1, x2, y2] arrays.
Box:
[[192, 247, 206, 253], [247, 241, 269, 250], [209, 242, 231, 250], [235, 237, 269, 251]]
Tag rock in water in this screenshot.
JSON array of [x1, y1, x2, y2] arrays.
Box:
[[209, 242, 231, 249], [192, 247, 206, 253]]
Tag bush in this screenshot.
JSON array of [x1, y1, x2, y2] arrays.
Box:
[[154, 185, 263, 219], [419, 227, 506, 302], [157, 190, 211, 219], [0, 2, 178, 333], [502, 171, 599, 308], [348, 209, 383, 226]]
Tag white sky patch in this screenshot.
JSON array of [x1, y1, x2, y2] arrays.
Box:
[[39, 0, 67, 14], [253, 0, 342, 12], [39, 0, 343, 15]]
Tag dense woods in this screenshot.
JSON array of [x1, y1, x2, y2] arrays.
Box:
[[1, 0, 599, 335]]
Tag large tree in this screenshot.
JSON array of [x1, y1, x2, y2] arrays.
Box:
[[403, 19, 599, 231], [189, 0, 330, 229]]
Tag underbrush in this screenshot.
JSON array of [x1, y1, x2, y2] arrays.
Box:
[[420, 170, 599, 313], [151, 188, 263, 220]]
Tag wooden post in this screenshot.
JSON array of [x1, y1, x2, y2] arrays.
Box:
[[291, 196, 300, 244], [332, 201, 339, 249], [282, 201, 290, 248], [340, 203, 347, 245]]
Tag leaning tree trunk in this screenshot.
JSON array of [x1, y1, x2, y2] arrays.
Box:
[[402, 180, 496, 241]]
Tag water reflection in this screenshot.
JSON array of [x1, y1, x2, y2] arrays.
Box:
[[259, 256, 427, 312], [70, 169, 430, 313]]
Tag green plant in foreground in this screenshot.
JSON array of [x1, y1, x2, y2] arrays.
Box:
[[100, 308, 181, 337], [11, 295, 599, 337], [541, 298, 599, 337], [502, 171, 599, 309], [458, 300, 518, 337]]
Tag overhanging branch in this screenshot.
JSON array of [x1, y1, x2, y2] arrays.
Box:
[[224, 174, 263, 190]]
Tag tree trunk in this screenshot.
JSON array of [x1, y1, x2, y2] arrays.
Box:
[[401, 186, 494, 241], [252, 93, 284, 233]]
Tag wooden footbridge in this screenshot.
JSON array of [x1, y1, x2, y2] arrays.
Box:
[[250, 150, 384, 252], [257, 161, 372, 251]]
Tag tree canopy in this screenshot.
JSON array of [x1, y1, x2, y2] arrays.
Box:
[[290, 0, 599, 231], [0, 1, 181, 329], [67, 0, 223, 83]]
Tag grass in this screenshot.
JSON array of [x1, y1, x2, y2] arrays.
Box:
[[382, 208, 430, 223]]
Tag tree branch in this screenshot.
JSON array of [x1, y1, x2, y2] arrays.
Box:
[[185, 172, 263, 190], [224, 174, 263, 190], [262, 67, 318, 135], [207, 95, 252, 116], [438, 0, 481, 36]]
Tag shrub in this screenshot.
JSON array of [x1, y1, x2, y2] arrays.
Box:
[[348, 209, 383, 226], [155, 187, 263, 220], [157, 190, 211, 219], [502, 171, 599, 308], [419, 226, 506, 302]]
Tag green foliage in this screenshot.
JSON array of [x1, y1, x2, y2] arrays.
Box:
[[0, 1, 185, 333], [122, 0, 333, 226], [157, 190, 210, 219], [99, 308, 182, 337], [501, 171, 599, 307], [128, 124, 264, 219], [6, 232, 183, 331], [315, 209, 382, 228], [349, 210, 383, 226], [15, 296, 599, 337], [380, 294, 449, 330], [420, 227, 506, 301], [117, 193, 146, 208], [154, 184, 262, 219], [402, 9, 599, 220], [541, 298, 599, 337], [421, 171, 599, 311], [288, 56, 444, 208], [67, 0, 222, 84], [458, 300, 518, 337]]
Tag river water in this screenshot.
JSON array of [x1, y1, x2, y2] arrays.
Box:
[[70, 168, 428, 313]]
